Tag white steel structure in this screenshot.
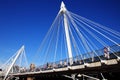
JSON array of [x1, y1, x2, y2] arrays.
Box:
[[0, 1, 120, 80], [35, 1, 120, 66], [60, 2, 73, 65], [3, 45, 25, 80]]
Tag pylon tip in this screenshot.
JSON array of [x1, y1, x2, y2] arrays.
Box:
[[61, 1, 65, 8]]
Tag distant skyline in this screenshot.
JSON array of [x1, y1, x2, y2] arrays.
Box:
[[0, 0, 120, 65]]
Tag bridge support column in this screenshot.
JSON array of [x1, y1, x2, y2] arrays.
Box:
[[60, 1, 73, 65], [27, 77, 34, 80]]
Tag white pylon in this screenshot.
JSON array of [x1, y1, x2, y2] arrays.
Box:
[[3, 45, 25, 80], [60, 1, 73, 65]]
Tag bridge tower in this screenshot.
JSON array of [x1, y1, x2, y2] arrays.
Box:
[[3, 45, 25, 80], [60, 2, 73, 65]]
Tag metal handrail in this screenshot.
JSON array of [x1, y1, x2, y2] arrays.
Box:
[[11, 44, 120, 73]]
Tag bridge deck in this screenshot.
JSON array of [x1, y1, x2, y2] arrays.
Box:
[[10, 58, 120, 77]]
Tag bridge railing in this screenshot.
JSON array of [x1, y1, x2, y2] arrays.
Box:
[[11, 44, 120, 73], [41, 44, 120, 69]]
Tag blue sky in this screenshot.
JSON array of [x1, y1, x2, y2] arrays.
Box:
[[0, 0, 120, 65]]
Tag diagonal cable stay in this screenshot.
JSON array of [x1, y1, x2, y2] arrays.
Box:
[[32, 2, 120, 68]]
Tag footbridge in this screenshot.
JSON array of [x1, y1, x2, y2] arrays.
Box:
[[0, 1, 120, 80]]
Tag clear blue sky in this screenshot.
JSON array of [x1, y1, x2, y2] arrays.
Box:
[[0, 0, 120, 65]]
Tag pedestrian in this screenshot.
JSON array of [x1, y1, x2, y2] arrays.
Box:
[[107, 46, 110, 59], [104, 46, 110, 59]]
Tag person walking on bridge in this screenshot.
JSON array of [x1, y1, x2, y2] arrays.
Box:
[[104, 46, 110, 59]]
